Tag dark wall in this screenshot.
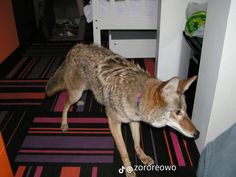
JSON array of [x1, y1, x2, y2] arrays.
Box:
[[12, 0, 37, 44]]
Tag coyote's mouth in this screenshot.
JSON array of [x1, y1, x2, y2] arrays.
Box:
[[167, 122, 194, 138]]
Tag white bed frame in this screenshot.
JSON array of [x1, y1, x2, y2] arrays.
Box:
[[92, 0, 159, 58]]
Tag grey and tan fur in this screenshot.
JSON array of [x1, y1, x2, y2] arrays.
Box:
[[46, 44, 199, 177]]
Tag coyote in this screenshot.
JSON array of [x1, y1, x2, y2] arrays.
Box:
[[46, 44, 199, 177]]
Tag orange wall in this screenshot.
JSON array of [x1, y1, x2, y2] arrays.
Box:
[[0, 0, 19, 63], [0, 133, 14, 177]]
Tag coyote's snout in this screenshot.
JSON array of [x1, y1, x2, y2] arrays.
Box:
[[46, 44, 199, 177]]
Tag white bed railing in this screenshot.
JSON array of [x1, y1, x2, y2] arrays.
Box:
[[93, 0, 159, 45]]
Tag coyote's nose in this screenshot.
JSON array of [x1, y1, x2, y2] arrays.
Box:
[[194, 130, 200, 139]]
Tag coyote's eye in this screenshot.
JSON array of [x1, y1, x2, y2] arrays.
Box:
[[174, 110, 184, 121], [175, 110, 182, 116]]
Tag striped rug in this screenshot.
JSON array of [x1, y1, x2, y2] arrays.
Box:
[[0, 43, 199, 177], [0, 80, 47, 108], [4, 111, 199, 177], [0, 43, 69, 109], [15, 112, 112, 160]]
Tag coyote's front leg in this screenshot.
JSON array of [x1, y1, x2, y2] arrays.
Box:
[[130, 122, 154, 165], [107, 112, 136, 177]]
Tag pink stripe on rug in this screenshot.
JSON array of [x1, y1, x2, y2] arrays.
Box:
[[34, 166, 43, 177], [34, 117, 108, 123], [170, 131, 186, 166], [91, 167, 98, 177], [19, 149, 113, 154], [54, 91, 68, 112]]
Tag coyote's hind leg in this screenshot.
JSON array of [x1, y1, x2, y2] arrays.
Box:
[[61, 86, 85, 131]]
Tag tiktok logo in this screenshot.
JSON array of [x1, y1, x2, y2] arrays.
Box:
[[118, 166, 125, 174], [118, 166, 133, 174]]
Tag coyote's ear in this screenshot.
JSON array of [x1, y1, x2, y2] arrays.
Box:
[[178, 75, 197, 93], [161, 77, 179, 95]]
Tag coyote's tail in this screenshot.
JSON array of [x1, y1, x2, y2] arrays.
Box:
[[45, 62, 66, 97]]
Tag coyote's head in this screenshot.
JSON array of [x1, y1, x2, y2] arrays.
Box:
[[147, 76, 199, 139]]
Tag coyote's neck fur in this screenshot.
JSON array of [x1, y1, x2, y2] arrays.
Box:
[[137, 79, 163, 120]]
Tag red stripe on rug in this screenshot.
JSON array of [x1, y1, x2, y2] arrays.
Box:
[[0, 85, 45, 88], [21, 57, 39, 79], [170, 131, 185, 166], [6, 112, 26, 148], [6, 57, 28, 79], [34, 117, 108, 123], [18, 57, 37, 79], [183, 139, 193, 166], [144, 59, 155, 76], [60, 167, 80, 177], [15, 166, 26, 177], [163, 129, 174, 165], [41, 57, 56, 78], [0, 80, 48, 83], [0, 92, 45, 99], [0, 103, 42, 105]]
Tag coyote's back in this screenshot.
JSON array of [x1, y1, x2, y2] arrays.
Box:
[[46, 43, 148, 106]]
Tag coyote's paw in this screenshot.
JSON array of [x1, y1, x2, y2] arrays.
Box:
[[61, 124, 69, 132], [140, 155, 154, 165]]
